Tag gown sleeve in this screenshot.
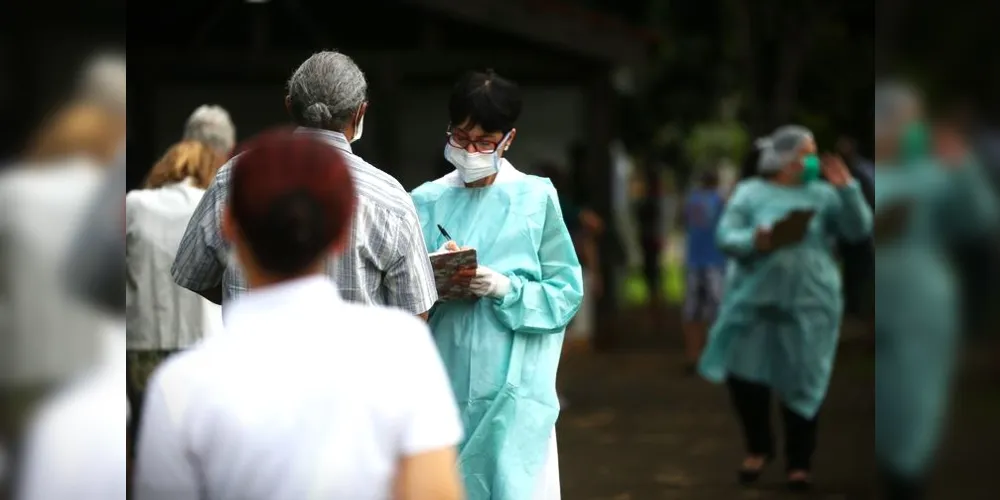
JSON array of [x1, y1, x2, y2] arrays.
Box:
[[825, 180, 874, 243], [715, 182, 758, 258], [942, 158, 1000, 238], [491, 185, 584, 335]]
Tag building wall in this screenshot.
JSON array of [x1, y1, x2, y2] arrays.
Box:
[[150, 83, 585, 190]]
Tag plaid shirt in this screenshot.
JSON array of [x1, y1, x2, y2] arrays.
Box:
[[170, 129, 438, 315]]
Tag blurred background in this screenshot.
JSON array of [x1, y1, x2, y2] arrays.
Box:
[[3, 0, 1000, 498]]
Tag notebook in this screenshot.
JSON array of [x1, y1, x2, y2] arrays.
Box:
[[429, 248, 479, 302]]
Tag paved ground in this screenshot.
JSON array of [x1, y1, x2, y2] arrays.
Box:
[[555, 308, 1000, 499]]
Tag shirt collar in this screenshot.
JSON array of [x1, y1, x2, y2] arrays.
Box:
[[294, 127, 352, 154], [223, 275, 341, 328]]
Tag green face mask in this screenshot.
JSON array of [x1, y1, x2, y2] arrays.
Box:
[[901, 121, 929, 161], [801, 154, 821, 183]]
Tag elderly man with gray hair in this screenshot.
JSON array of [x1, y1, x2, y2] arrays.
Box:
[[182, 105, 236, 157], [171, 51, 438, 320]]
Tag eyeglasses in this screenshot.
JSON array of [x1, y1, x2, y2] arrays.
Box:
[[446, 129, 502, 154]]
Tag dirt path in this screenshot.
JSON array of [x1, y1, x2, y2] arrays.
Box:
[[555, 310, 998, 499]]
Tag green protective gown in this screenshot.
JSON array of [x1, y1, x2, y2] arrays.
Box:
[[875, 158, 999, 478], [698, 178, 873, 419], [411, 166, 584, 500]]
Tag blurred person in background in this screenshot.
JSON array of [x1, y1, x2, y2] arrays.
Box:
[[698, 125, 872, 490], [637, 167, 666, 309], [136, 130, 463, 500], [679, 170, 726, 374], [873, 83, 1000, 500], [125, 141, 227, 438], [411, 69, 583, 499], [171, 51, 437, 319], [932, 107, 1000, 341], [834, 137, 876, 327], [0, 51, 125, 498], [182, 104, 237, 158], [536, 160, 603, 348], [18, 154, 126, 500]]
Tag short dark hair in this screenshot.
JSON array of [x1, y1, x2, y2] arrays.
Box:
[[230, 129, 356, 277], [700, 170, 720, 188], [448, 69, 522, 134]]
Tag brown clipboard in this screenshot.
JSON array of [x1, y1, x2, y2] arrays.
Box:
[[429, 249, 479, 301], [770, 209, 815, 249]]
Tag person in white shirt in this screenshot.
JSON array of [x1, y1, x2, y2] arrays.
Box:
[[134, 129, 464, 500], [18, 156, 127, 500], [0, 52, 125, 497], [126, 140, 226, 429], [182, 105, 236, 158]]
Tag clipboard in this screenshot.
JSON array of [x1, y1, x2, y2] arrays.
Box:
[[769, 209, 815, 249], [874, 202, 913, 245], [429, 248, 479, 301]]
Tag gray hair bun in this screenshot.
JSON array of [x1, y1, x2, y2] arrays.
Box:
[[303, 103, 333, 126]]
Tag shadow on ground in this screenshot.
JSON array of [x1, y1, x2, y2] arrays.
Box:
[[555, 307, 999, 499]]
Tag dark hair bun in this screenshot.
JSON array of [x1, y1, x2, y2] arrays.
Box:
[[229, 128, 356, 276]]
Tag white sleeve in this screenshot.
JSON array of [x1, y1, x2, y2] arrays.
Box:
[[398, 320, 463, 457], [134, 366, 202, 500]]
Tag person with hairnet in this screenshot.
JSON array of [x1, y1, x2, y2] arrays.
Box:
[[698, 125, 872, 491], [872, 83, 999, 500], [182, 105, 236, 158], [411, 70, 584, 499]]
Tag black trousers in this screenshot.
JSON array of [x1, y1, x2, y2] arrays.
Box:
[[879, 464, 926, 500], [727, 376, 819, 471]]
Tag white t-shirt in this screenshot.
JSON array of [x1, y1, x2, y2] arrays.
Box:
[[134, 276, 462, 500]]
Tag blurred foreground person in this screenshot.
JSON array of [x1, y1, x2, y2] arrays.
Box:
[[125, 141, 226, 433], [182, 105, 236, 158], [699, 126, 872, 490], [680, 170, 726, 373], [873, 84, 999, 500], [135, 130, 463, 500], [411, 70, 583, 499], [18, 154, 126, 500], [172, 51, 437, 318], [0, 52, 125, 497]]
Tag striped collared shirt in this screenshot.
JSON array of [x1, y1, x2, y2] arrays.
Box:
[[170, 129, 438, 315]]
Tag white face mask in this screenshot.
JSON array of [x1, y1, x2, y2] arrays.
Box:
[[351, 114, 364, 143], [443, 132, 510, 183]]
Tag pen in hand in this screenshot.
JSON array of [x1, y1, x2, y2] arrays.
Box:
[[437, 224, 453, 242]]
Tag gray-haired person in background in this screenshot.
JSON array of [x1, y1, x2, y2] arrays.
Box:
[[171, 51, 438, 319], [17, 152, 126, 500], [182, 105, 236, 158]]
